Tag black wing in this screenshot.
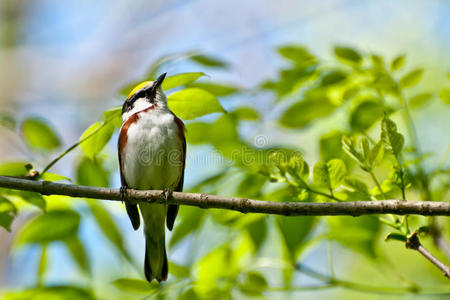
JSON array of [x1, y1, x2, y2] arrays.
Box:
[[166, 117, 186, 231]]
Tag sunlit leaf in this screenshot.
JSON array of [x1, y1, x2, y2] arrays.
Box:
[[334, 46, 362, 65], [76, 158, 109, 188], [4, 286, 95, 300], [187, 82, 239, 96], [19, 191, 46, 211], [381, 115, 404, 158], [328, 216, 379, 258], [280, 97, 336, 128], [350, 101, 390, 132], [278, 45, 316, 66], [313, 159, 347, 190], [390, 54, 406, 71], [320, 131, 346, 162], [0, 162, 28, 176], [17, 210, 80, 245], [162, 72, 206, 90], [190, 55, 228, 68], [111, 278, 158, 294], [167, 88, 225, 120], [88, 201, 131, 260], [400, 69, 423, 88], [40, 173, 71, 182], [409, 92, 433, 108], [262, 66, 317, 97], [80, 122, 115, 159], [440, 88, 450, 105], [170, 206, 205, 247], [64, 236, 90, 274], [21, 117, 61, 151], [367, 140, 384, 168], [230, 107, 260, 121], [320, 70, 347, 86], [169, 262, 190, 278]]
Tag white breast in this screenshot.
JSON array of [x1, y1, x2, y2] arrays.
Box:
[[121, 108, 183, 190]]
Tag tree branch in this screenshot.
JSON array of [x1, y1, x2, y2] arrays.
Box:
[[406, 232, 450, 279], [0, 176, 449, 217]]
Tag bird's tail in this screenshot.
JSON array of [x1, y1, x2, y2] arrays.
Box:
[[144, 237, 168, 282], [141, 203, 168, 282]]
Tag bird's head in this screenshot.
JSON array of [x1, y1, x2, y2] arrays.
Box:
[[122, 73, 167, 121]]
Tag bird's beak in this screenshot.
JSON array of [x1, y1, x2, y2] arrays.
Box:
[[153, 73, 167, 91]]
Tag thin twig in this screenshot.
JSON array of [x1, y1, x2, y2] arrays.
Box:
[[0, 176, 449, 217], [406, 232, 450, 279]]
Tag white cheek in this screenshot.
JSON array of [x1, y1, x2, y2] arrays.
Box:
[[122, 98, 153, 121]]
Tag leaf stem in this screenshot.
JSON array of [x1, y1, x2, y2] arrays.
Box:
[[40, 120, 112, 176]]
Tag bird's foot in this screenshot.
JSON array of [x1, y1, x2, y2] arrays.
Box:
[[162, 188, 173, 204], [120, 186, 129, 204]]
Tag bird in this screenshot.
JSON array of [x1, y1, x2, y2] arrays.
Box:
[[117, 73, 186, 282]]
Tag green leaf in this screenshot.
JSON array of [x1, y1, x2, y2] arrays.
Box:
[[384, 232, 407, 242], [313, 159, 347, 190], [409, 92, 433, 108], [17, 210, 80, 245], [0, 162, 28, 176], [0, 212, 14, 231], [367, 140, 385, 168], [170, 206, 205, 247], [169, 262, 190, 278], [76, 158, 109, 187], [381, 115, 404, 157], [390, 54, 406, 71], [162, 72, 205, 90], [400, 69, 424, 88], [342, 136, 365, 165], [246, 217, 267, 252], [190, 55, 228, 68], [320, 70, 347, 86], [277, 216, 315, 263], [230, 107, 259, 121], [167, 88, 225, 120], [102, 106, 123, 128], [187, 82, 239, 97], [111, 278, 158, 294], [88, 202, 131, 260], [350, 101, 390, 132], [19, 191, 46, 211], [279, 97, 336, 128], [21, 117, 61, 151], [328, 216, 379, 258], [440, 88, 450, 105], [239, 271, 268, 296], [286, 155, 309, 187], [334, 46, 362, 65], [80, 121, 115, 159], [64, 236, 90, 274], [262, 66, 317, 97], [40, 173, 71, 182], [4, 286, 95, 300], [343, 178, 371, 201], [0, 111, 16, 129], [319, 131, 346, 161], [278, 45, 316, 66]]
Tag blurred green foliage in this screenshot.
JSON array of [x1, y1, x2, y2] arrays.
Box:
[[0, 44, 449, 299]]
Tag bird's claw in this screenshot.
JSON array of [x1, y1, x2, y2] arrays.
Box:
[[162, 188, 173, 203], [120, 186, 128, 203]]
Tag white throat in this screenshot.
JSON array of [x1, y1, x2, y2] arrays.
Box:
[[122, 98, 153, 121]]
